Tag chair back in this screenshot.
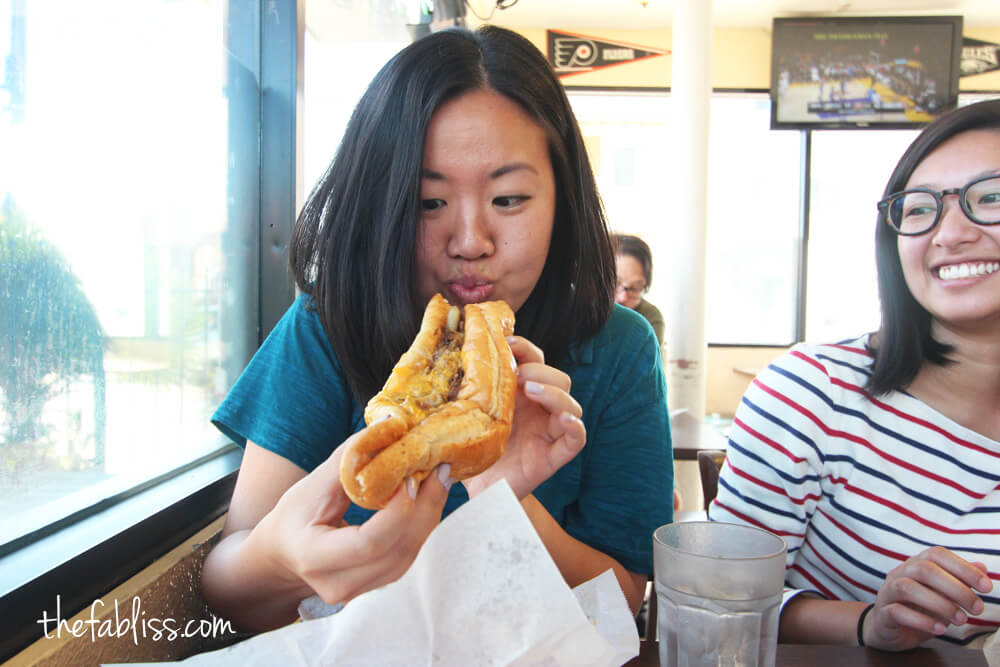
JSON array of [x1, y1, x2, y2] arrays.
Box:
[[698, 449, 727, 510]]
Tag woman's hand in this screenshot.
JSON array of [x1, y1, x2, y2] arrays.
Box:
[[863, 546, 993, 651], [463, 335, 586, 500], [248, 431, 453, 607]]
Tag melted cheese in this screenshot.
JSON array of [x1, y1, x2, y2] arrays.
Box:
[[388, 328, 463, 423]]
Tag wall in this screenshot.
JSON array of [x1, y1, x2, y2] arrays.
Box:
[[500, 25, 1000, 91], [705, 345, 789, 417]]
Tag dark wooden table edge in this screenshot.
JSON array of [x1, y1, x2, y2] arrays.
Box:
[[626, 639, 988, 666]]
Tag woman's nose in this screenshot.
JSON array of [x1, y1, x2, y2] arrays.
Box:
[[933, 198, 980, 248], [447, 204, 494, 259]]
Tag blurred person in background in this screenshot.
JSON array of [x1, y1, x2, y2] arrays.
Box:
[[614, 233, 665, 348]]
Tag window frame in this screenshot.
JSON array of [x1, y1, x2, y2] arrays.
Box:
[[0, 0, 300, 659]]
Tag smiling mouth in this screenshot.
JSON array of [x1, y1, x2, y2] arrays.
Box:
[[936, 261, 1000, 281]]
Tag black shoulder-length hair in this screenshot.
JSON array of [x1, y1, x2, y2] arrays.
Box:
[[289, 25, 615, 404], [868, 98, 1000, 396]]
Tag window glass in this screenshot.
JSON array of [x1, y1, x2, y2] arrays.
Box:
[[568, 91, 672, 317], [569, 91, 800, 345], [0, 0, 244, 545], [706, 94, 800, 344], [806, 129, 918, 342], [301, 2, 410, 195]]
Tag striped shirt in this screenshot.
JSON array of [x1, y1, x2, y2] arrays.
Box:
[[708, 334, 1000, 647]]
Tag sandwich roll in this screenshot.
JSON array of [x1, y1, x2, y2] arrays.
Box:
[[340, 293, 517, 509]]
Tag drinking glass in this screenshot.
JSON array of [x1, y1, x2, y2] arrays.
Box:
[[653, 521, 787, 667]]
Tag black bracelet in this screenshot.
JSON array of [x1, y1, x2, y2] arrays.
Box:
[[857, 603, 875, 647]]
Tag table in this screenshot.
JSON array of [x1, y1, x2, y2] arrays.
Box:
[[626, 640, 988, 666], [669, 411, 729, 461]]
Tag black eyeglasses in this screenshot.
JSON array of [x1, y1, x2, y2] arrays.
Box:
[[877, 173, 1000, 236], [616, 282, 646, 296]]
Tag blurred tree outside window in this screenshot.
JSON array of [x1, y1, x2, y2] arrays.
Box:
[[0, 0, 240, 546], [1, 197, 105, 470]]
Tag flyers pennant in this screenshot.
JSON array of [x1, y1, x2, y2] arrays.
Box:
[[546, 29, 669, 77], [961, 37, 1000, 77]]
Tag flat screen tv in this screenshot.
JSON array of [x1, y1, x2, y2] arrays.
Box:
[[770, 16, 963, 129]]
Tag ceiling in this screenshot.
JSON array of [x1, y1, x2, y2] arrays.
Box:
[[464, 0, 1000, 30]]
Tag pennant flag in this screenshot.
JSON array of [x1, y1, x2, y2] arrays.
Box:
[[547, 30, 669, 78], [961, 37, 1000, 77]]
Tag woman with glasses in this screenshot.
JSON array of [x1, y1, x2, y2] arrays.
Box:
[[709, 98, 1000, 651], [614, 234, 665, 348]]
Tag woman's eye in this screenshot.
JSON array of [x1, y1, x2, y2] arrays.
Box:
[[493, 195, 529, 209], [903, 204, 935, 219], [421, 199, 445, 212]]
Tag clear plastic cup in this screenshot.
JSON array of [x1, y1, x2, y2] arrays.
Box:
[[653, 521, 787, 667]]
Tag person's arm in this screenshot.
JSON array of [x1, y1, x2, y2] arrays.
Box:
[[780, 550, 992, 651], [861, 549, 990, 651], [462, 335, 647, 614], [201, 444, 311, 630], [202, 438, 451, 632], [778, 595, 870, 644], [521, 494, 648, 614]]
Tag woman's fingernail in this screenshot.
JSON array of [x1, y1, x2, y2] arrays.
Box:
[[406, 476, 417, 500], [933, 622, 947, 634], [972, 598, 985, 615], [525, 381, 543, 395], [980, 577, 993, 592], [560, 412, 582, 426], [437, 463, 453, 489], [953, 610, 968, 625], [505, 336, 517, 344]]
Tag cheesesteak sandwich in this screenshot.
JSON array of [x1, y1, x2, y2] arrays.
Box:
[[340, 293, 517, 509]]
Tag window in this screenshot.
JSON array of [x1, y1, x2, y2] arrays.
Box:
[[0, 0, 268, 658], [572, 90, 1000, 347], [0, 0, 242, 547], [569, 91, 801, 345], [805, 130, 918, 342], [1, 0, 418, 659], [302, 3, 410, 192], [706, 94, 801, 345]]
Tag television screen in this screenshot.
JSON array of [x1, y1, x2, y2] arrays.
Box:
[[770, 16, 963, 129]]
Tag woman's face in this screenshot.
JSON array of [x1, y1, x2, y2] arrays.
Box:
[[415, 88, 556, 312], [615, 253, 647, 310], [897, 129, 1000, 332]]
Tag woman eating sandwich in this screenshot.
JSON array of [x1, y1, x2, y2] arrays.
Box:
[[201, 25, 673, 633]]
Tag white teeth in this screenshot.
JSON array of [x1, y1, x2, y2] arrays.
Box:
[[937, 261, 1000, 280]]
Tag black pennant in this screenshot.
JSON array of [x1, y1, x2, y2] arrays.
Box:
[[546, 29, 669, 78], [961, 37, 1000, 77]]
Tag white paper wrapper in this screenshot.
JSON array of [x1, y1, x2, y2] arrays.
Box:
[[110, 480, 638, 667]]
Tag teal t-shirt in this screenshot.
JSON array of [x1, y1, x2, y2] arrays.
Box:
[[213, 294, 673, 574]]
